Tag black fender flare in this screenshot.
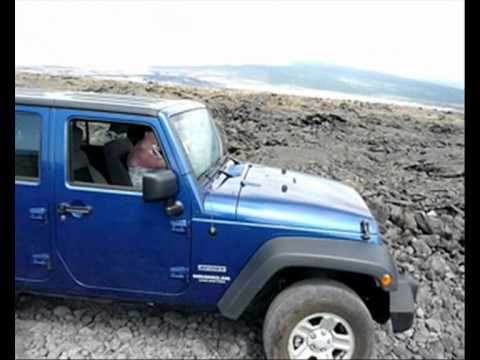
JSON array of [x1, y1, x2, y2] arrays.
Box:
[[218, 237, 399, 320]]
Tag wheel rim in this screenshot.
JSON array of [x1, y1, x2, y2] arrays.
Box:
[[287, 312, 355, 360]]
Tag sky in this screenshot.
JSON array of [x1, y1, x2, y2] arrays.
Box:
[[15, 0, 464, 88]]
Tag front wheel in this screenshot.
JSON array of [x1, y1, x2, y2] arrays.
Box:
[[263, 279, 375, 359]]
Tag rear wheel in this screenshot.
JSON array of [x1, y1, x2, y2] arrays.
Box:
[[263, 279, 375, 359]]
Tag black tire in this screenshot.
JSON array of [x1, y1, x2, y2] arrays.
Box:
[[263, 279, 375, 359]]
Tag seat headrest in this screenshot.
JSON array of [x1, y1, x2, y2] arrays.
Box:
[[128, 126, 147, 145], [104, 138, 133, 158], [109, 123, 130, 134]]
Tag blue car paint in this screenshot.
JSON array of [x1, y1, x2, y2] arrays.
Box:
[[15, 105, 53, 283], [52, 109, 193, 296], [15, 101, 382, 311]]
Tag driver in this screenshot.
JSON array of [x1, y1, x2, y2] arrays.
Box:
[[127, 131, 166, 190]]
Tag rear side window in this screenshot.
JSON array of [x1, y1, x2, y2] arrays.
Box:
[[15, 112, 42, 181]]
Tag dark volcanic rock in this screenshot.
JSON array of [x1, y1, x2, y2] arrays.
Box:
[[367, 198, 390, 226], [415, 212, 434, 234], [411, 237, 432, 259]]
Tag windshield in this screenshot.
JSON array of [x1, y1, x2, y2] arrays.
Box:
[[170, 108, 223, 179]]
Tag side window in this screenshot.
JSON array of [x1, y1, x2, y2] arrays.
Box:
[[68, 119, 167, 191], [15, 112, 42, 181]]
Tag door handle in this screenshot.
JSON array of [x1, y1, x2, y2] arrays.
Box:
[[57, 202, 93, 218]]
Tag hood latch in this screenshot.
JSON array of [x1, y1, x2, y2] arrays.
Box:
[[360, 220, 371, 241]]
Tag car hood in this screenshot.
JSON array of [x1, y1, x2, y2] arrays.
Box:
[[204, 163, 378, 237]]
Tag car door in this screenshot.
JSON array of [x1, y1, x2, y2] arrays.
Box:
[[15, 106, 53, 282], [53, 109, 191, 296]]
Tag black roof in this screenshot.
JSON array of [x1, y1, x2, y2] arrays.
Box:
[[15, 88, 204, 117]]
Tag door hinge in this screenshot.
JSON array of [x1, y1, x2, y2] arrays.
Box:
[[170, 219, 189, 234], [32, 254, 52, 270], [169, 266, 190, 282]]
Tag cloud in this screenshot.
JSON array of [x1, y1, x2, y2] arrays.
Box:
[[15, 0, 464, 84]]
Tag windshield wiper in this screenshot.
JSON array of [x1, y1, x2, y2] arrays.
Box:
[[201, 154, 236, 184], [210, 155, 235, 186], [199, 155, 225, 184], [226, 155, 240, 165], [217, 169, 233, 179]]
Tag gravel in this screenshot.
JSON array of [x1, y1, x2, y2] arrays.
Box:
[[15, 73, 465, 359]]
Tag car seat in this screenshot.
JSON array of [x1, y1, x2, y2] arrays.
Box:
[[71, 126, 107, 184], [104, 137, 134, 187]]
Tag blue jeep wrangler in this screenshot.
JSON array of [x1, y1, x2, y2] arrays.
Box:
[[15, 89, 417, 359]]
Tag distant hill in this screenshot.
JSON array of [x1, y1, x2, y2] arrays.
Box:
[[147, 63, 464, 111], [16, 63, 464, 111]]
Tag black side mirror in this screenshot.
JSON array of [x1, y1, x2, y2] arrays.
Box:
[[143, 170, 178, 202]]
